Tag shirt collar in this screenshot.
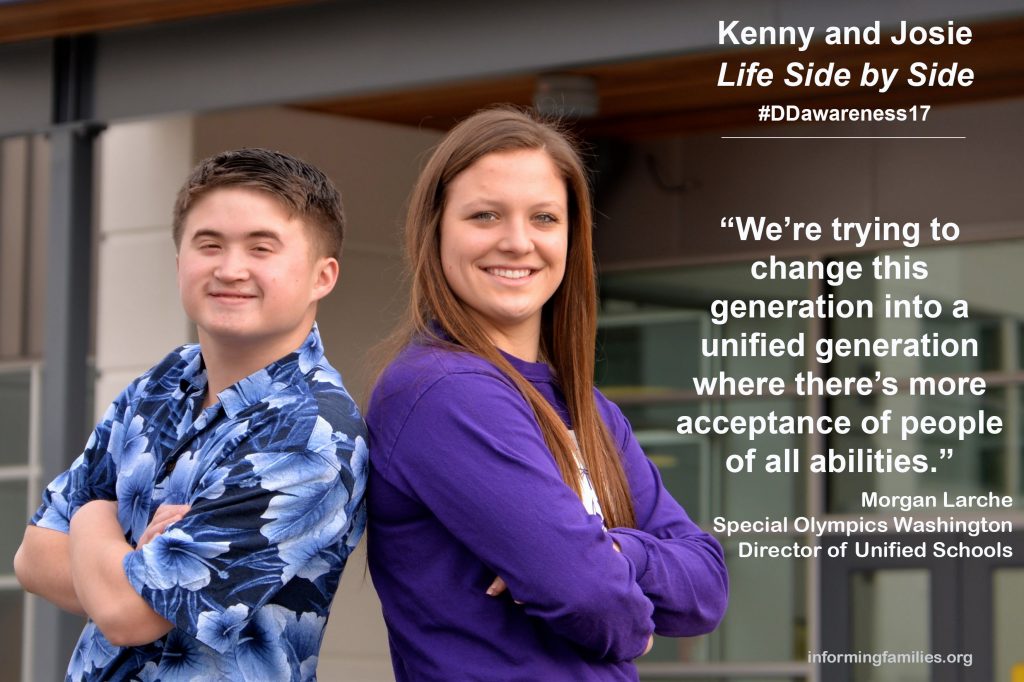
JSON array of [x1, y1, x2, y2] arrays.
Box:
[[179, 347, 208, 396], [184, 323, 326, 420]]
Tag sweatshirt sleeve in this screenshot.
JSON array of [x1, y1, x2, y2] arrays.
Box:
[[378, 371, 655, 662], [603, 400, 729, 637]]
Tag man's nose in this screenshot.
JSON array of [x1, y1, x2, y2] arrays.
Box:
[[213, 249, 250, 281]]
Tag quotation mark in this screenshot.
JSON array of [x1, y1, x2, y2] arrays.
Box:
[[931, 448, 955, 471]]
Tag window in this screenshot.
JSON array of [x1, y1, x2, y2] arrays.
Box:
[[0, 363, 41, 682], [597, 239, 1024, 679]]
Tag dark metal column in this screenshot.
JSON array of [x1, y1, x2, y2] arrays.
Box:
[[31, 34, 103, 682]]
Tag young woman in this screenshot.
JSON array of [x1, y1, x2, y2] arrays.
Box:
[[366, 107, 727, 680]]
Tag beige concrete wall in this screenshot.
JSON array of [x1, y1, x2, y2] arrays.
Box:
[[95, 116, 195, 414]]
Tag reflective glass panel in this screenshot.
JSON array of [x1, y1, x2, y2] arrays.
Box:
[[850, 569, 929, 682], [0, 369, 30, 466]]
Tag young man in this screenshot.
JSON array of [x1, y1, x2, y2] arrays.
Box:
[[14, 148, 367, 681]]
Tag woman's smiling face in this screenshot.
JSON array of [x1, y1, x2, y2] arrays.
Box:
[[439, 148, 568, 356]]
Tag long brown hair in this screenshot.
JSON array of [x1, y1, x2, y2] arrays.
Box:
[[386, 106, 635, 529]]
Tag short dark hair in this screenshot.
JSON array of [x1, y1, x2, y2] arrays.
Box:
[[172, 148, 345, 260]]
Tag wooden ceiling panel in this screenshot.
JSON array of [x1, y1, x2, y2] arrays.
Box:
[[0, 0, 319, 44]]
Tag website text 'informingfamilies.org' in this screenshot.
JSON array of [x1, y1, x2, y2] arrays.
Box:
[[809, 650, 973, 668]]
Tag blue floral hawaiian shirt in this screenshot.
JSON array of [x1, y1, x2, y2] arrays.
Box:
[[30, 324, 367, 682]]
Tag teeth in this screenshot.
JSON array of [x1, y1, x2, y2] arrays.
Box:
[[487, 268, 532, 279]]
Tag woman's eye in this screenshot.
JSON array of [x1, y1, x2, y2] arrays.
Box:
[[534, 213, 559, 224], [471, 211, 498, 222]]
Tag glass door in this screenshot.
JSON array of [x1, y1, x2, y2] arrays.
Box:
[[963, 532, 1024, 681]]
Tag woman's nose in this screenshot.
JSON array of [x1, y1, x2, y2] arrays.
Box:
[[496, 218, 535, 254]]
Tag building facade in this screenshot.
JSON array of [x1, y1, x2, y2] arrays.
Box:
[[1, 1, 1023, 680]]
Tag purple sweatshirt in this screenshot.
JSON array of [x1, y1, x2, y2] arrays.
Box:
[[366, 341, 728, 681]]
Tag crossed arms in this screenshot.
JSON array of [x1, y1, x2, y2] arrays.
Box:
[[376, 370, 728, 661], [14, 502, 186, 646]]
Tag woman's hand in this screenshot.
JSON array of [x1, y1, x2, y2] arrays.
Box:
[[136, 504, 190, 548], [486, 576, 522, 603]]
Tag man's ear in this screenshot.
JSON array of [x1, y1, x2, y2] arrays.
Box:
[[312, 257, 340, 301]]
